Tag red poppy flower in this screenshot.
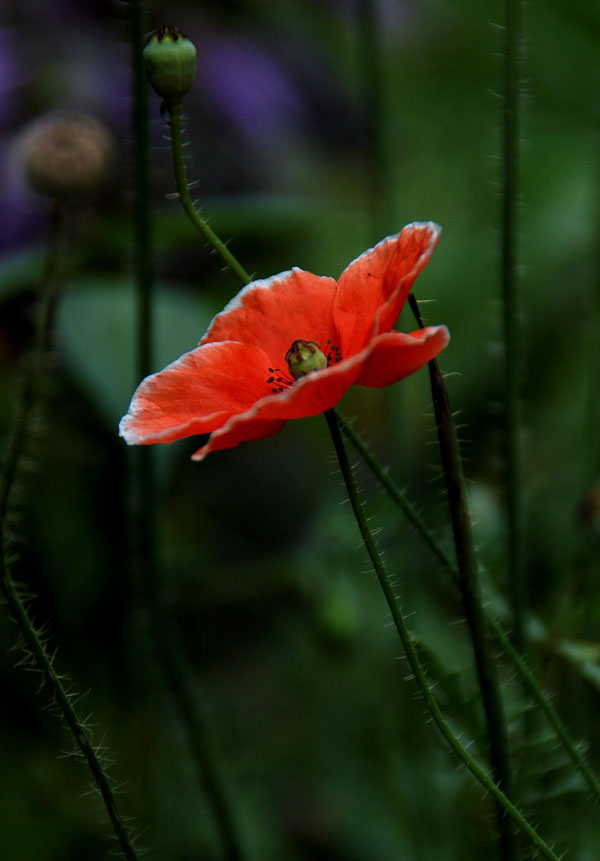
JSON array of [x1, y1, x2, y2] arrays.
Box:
[[119, 221, 449, 460]]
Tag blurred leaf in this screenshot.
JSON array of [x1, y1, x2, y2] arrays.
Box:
[[554, 640, 600, 691], [0, 245, 45, 297], [55, 277, 213, 428]]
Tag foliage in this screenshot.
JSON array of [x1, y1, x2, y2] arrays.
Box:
[[0, 1, 598, 859]]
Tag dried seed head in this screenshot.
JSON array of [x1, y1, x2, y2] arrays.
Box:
[[23, 111, 114, 199]]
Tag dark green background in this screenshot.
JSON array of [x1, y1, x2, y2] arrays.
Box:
[[0, 0, 598, 858]]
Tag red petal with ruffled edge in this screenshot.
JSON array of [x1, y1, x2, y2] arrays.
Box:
[[120, 222, 449, 459], [355, 326, 450, 388], [333, 222, 441, 357], [189, 325, 449, 460], [201, 268, 338, 360], [119, 341, 274, 444]]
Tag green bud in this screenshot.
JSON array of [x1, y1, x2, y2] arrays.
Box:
[[285, 339, 327, 379], [144, 25, 197, 104]]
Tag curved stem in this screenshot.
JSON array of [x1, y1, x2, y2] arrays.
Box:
[[337, 413, 600, 802], [409, 294, 516, 859], [0, 558, 139, 860], [324, 409, 558, 861], [164, 110, 598, 819], [0, 204, 138, 860], [132, 16, 246, 858], [164, 94, 570, 850], [168, 102, 252, 286]]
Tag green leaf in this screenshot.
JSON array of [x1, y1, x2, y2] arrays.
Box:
[[55, 277, 213, 427]]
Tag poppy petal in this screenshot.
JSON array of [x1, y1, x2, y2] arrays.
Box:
[[189, 345, 376, 459], [119, 340, 274, 445], [191, 418, 288, 460], [333, 222, 441, 357], [355, 326, 450, 387], [201, 268, 338, 366], [190, 324, 450, 460]]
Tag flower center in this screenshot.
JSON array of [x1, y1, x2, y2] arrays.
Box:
[[285, 339, 328, 379], [266, 338, 344, 393]]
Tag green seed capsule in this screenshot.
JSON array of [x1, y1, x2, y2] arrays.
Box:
[[143, 25, 197, 104], [285, 340, 328, 379]]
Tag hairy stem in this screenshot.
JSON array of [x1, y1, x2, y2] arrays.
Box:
[[163, 98, 563, 851], [338, 413, 600, 802], [357, 0, 393, 238], [0, 558, 139, 859], [501, 0, 525, 651], [168, 102, 252, 285], [0, 203, 62, 521], [324, 409, 558, 860], [0, 203, 138, 859], [133, 28, 245, 856], [409, 293, 516, 859]]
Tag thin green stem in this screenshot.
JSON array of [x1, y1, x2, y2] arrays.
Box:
[[501, 0, 525, 651], [133, 22, 245, 856], [357, 0, 393, 239], [168, 102, 252, 285], [324, 409, 559, 861], [163, 104, 564, 850], [132, 1, 153, 383], [338, 413, 600, 802], [337, 414, 451, 573], [0, 558, 139, 859], [487, 615, 600, 800], [409, 293, 516, 859], [0, 203, 62, 521], [0, 204, 138, 860], [165, 115, 596, 821]]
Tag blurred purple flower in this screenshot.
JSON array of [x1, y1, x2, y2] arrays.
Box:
[[0, 29, 21, 129], [0, 138, 44, 250], [198, 34, 305, 143]]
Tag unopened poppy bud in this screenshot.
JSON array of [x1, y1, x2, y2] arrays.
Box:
[[23, 111, 114, 199], [285, 339, 327, 379], [143, 25, 196, 104]]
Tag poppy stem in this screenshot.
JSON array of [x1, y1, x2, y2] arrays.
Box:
[[324, 409, 558, 860], [337, 412, 600, 803], [500, 0, 526, 654], [0, 203, 139, 860], [132, 14, 247, 859], [357, 0, 394, 240], [167, 102, 252, 286], [407, 293, 517, 858]]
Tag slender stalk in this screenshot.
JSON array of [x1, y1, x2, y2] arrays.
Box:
[[324, 410, 558, 861], [167, 102, 252, 285], [409, 294, 516, 859], [487, 615, 600, 800], [357, 0, 393, 238], [338, 413, 600, 802], [0, 204, 62, 520], [0, 204, 138, 860], [131, 1, 152, 383], [0, 558, 139, 859], [337, 414, 451, 573], [163, 99, 561, 851], [132, 18, 246, 856], [501, 0, 525, 651]]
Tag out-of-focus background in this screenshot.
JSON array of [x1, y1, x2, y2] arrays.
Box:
[[1, 1, 599, 858]]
